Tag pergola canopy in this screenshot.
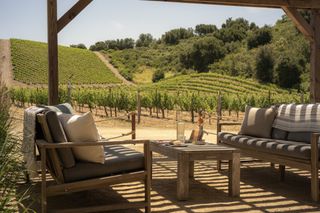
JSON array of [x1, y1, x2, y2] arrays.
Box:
[[46, 0, 320, 104]]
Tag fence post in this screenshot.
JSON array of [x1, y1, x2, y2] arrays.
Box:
[[300, 92, 304, 103], [268, 90, 271, 106], [131, 112, 136, 140], [216, 91, 222, 171], [137, 89, 141, 124], [67, 80, 72, 104]]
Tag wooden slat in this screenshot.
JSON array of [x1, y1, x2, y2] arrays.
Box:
[[282, 7, 314, 42], [57, 0, 93, 33], [37, 114, 64, 184], [36, 139, 150, 148], [55, 202, 147, 213], [151, 0, 320, 9], [47, 0, 59, 105], [47, 171, 146, 196], [310, 133, 319, 201]]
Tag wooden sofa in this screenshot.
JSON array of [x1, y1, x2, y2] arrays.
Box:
[[217, 104, 320, 201], [33, 105, 151, 212]]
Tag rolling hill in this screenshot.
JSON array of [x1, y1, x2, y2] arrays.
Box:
[[10, 39, 121, 85]]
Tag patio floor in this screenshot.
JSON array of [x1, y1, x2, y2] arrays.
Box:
[[19, 152, 320, 212]]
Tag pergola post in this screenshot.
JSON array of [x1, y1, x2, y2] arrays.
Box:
[[310, 10, 320, 103], [47, 0, 59, 105]]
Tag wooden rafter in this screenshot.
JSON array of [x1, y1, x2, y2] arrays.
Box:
[[282, 7, 314, 42], [150, 0, 320, 9], [57, 0, 93, 33]]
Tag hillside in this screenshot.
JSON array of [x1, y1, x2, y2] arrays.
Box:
[[142, 72, 297, 96], [104, 16, 309, 91], [10, 39, 121, 85]]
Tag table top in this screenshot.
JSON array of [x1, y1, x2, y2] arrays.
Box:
[[150, 140, 239, 154]]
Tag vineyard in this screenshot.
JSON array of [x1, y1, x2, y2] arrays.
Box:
[[145, 72, 296, 96], [10, 39, 121, 84], [10, 86, 304, 123]]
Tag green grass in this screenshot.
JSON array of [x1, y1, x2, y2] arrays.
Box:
[[142, 72, 298, 96], [11, 39, 121, 85]]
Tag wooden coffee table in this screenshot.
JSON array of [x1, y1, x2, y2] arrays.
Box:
[[150, 141, 240, 200]]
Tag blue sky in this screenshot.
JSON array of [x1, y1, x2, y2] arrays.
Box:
[[0, 0, 284, 47]]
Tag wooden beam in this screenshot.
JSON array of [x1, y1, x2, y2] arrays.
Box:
[[57, 0, 93, 33], [310, 9, 320, 103], [150, 0, 320, 9], [282, 7, 314, 42], [47, 0, 59, 105]]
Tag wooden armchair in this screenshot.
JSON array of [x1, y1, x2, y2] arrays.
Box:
[[36, 112, 151, 213]]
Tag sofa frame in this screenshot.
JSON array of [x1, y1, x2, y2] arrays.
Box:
[[36, 113, 152, 213]]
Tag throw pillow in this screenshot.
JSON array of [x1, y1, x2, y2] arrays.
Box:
[[239, 106, 276, 138], [58, 112, 105, 164]]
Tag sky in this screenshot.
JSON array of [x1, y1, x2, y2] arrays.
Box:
[[0, 0, 284, 47]]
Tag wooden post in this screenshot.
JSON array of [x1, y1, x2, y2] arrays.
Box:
[[47, 0, 59, 105], [217, 91, 222, 171], [137, 90, 141, 124], [131, 113, 136, 139], [310, 10, 320, 103]]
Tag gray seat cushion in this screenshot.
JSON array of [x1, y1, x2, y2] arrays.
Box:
[[63, 145, 144, 183], [45, 111, 76, 168], [218, 132, 316, 160]]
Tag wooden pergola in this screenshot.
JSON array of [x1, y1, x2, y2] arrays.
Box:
[[47, 0, 320, 105]]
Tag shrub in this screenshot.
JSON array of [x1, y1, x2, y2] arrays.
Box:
[[255, 46, 274, 83], [247, 26, 272, 49], [276, 57, 301, 89], [0, 84, 24, 211], [152, 70, 165, 82]]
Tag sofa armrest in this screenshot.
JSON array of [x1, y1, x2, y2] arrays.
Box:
[[217, 122, 242, 133], [36, 139, 150, 149]]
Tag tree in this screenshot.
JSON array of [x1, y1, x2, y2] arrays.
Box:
[[195, 24, 217, 35], [70, 43, 87, 49], [152, 70, 165, 82], [162, 28, 194, 45], [255, 46, 274, 83], [180, 36, 226, 72], [276, 57, 301, 88], [217, 18, 250, 43], [89, 41, 106, 51], [136, 33, 153, 47], [247, 26, 272, 49]]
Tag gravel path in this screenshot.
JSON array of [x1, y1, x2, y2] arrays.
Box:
[[94, 51, 135, 86]]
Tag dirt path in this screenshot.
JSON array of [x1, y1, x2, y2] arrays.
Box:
[[94, 51, 135, 86], [0, 39, 13, 85]]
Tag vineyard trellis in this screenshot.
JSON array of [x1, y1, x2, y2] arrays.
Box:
[[10, 86, 305, 123]]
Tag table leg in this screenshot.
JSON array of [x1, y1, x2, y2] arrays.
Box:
[[189, 161, 194, 178], [228, 152, 240, 197], [150, 151, 153, 180], [177, 153, 189, 200]]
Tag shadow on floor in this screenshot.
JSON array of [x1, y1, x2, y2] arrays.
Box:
[[18, 158, 320, 213]]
